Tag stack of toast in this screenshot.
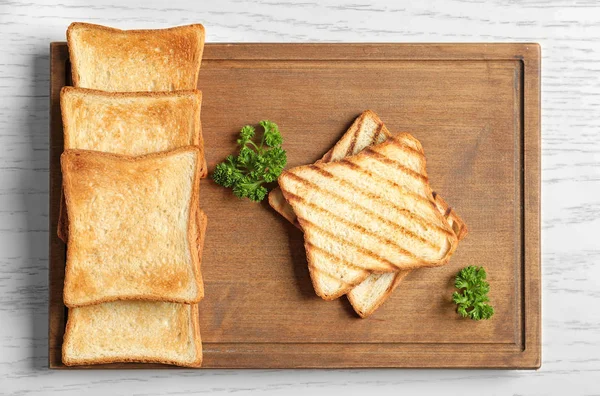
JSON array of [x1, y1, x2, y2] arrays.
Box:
[[269, 110, 467, 318], [59, 23, 207, 367]]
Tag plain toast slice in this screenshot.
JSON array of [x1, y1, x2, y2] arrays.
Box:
[[62, 147, 202, 307], [61, 87, 204, 156], [58, 87, 206, 242], [67, 22, 205, 91], [63, 301, 202, 367]]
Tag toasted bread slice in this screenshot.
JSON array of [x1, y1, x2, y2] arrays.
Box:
[[61, 87, 204, 156], [270, 110, 467, 301], [269, 111, 388, 297], [279, 134, 458, 274], [63, 301, 202, 367], [271, 111, 467, 316], [320, 110, 388, 163], [67, 23, 205, 91], [58, 88, 206, 242], [62, 147, 202, 307]]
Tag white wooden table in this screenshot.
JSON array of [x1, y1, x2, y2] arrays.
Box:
[[1, 1, 599, 394]]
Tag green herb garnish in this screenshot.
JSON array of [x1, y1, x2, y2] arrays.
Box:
[[452, 266, 495, 320], [212, 120, 286, 202]]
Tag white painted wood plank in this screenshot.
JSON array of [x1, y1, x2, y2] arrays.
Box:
[[1, 0, 599, 394]]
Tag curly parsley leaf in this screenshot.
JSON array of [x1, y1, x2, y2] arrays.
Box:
[[452, 266, 495, 321], [212, 120, 286, 202]]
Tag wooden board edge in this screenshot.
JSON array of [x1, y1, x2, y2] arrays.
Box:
[[522, 42, 542, 370], [48, 342, 538, 369], [200, 42, 544, 61], [48, 42, 68, 369], [50, 42, 542, 61]]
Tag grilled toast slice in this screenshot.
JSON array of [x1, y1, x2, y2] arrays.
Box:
[[270, 111, 467, 301], [58, 87, 206, 242], [63, 301, 202, 367], [269, 111, 387, 298], [67, 22, 205, 91], [278, 134, 458, 274], [62, 147, 202, 307], [271, 169, 468, 314]]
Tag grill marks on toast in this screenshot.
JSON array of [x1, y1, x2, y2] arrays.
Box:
[[332, 160, 444, 227], [347, 192, 469, 316], [346, 115, 366, 156], [296, 216, 398, 272], [390, 133, 424, 154], [305, 242, 370, 299], [432, 192, 468, 240], [371, 123, 385, 148], [382, 136, 426, 162], [340, 158, 429, 199], [288, 194, 401, 272], [303, 166, 453, 238], [285, 170, 449, 256], [279, 136, 457, 273], [305, 242, 367, 273], [360, 148, 428, 186], [286, 189, 429, 263]]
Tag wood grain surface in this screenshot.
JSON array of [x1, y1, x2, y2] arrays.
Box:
[[1, 0, 599, 394], [49, 42, 540, 369]]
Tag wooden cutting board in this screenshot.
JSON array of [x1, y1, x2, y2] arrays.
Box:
[[49, 43, 541, 369]]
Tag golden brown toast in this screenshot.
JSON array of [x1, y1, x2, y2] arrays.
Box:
[[58, 87, 206, 243], [67, 22, 205, 91], [62, 147, 203, 307], [63, 301, 202, 367], [61, 87, 204, 156]]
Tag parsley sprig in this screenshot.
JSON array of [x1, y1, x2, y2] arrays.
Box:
[[452, 266, 495, 320], [212, 120, 286, 202]]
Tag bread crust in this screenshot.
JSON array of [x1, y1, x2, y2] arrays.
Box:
[[61, 147, 203, 307], [67, 22, 205, 91]]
